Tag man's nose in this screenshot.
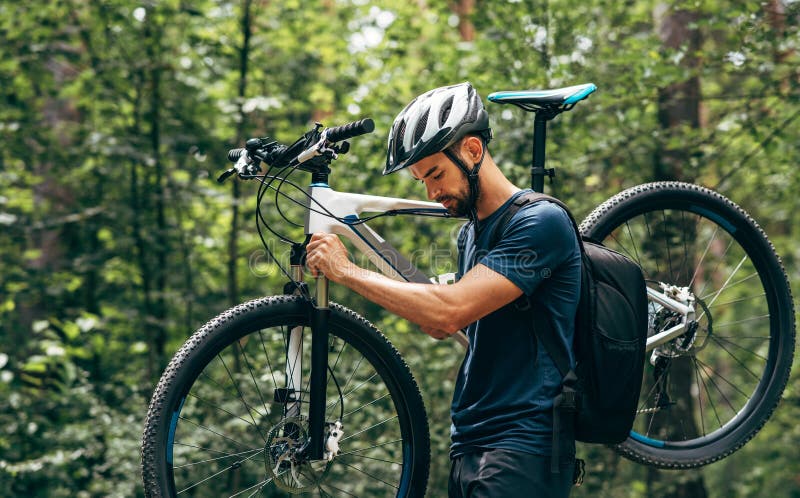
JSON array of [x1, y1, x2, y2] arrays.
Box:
[[426, 183, 439, 201]]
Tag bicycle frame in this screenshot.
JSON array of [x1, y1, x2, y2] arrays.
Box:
[[305, 182, 696, 353], [305, 184, 448, 283], [294, 181, 698, 459], [284, 85, 696, 459]]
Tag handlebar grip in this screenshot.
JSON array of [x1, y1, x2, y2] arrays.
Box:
[[325, 118, 375, 143], [228, 148, 245, 162]]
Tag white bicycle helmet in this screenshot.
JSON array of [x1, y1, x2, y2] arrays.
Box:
[[384, 82, 492, 175]]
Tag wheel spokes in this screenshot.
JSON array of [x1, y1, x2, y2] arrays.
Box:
[[169, 323, 410, 495], [603, 207, 772, 446]]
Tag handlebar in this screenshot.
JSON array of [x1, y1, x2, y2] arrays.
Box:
[[220, 118, 374, 183], [325, 118, 374, 143], [227, 148, 246, 162]]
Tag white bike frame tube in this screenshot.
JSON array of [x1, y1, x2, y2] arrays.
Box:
[[304, 185, 470, 347], [644, 285, 697, 352], [305, 185, 446, 281]]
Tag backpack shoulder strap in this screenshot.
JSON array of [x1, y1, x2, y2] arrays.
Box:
[[523, 193, 585, 250], [494, 192, 580, 376], [488, 191, 551, 250], [456, 221, 471, 254], [456, 221, 473, 264], [486, 190, 581, 379], [532, 304, 572, 379], [492, 192, 584, 473]]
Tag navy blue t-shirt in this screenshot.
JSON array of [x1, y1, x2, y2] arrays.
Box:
[[450, 189, 582, 459]]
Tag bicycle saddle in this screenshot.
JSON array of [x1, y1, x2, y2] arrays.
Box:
[[488, 83, 596, 111]]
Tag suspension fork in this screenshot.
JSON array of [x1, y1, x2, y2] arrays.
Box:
[[299, 169, 335, 460], [285, 263, 305, 420], [307, 274, 330, 460], [286, 241, 329, 461]]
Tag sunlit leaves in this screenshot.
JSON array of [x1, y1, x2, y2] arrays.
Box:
[[1, 0, 798, 495]]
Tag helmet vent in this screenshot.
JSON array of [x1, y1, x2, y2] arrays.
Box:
[[439, 95, 454, 126], [396, 120, 407, 144], [413, 109, 429, 144]]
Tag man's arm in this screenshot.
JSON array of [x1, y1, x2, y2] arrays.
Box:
[[305, 233, 522, 337]]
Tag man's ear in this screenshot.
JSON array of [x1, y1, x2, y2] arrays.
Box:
[[461, 135, 484, 162]]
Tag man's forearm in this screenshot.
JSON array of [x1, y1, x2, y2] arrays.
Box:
[[334, 264, 464, 333], [305, 233, 522, 334]]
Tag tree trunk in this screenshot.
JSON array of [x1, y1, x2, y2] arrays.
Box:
[[228, 0, 253, 309], [765, 0, 793, 93], [21, 64, 79, 349], [129, 73, 158, 383], [451, 0, 475, 42], [654, 5, 702, 182], [649, 5, 708, 497], [72, 7, 106, 319], [143, 7, 168, 379]]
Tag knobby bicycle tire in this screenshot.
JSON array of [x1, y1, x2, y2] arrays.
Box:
[[141, 295, 430, 497], [580, 181, 795, 468]]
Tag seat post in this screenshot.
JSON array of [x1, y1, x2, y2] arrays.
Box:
[[531, 113, 549, 193], [488, 83, 597, 192]]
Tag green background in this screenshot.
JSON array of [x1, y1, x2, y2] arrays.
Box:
[[1, 0, 798, 496]]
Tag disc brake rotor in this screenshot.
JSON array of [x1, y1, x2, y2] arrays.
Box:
[[264, 416, 330, 494]]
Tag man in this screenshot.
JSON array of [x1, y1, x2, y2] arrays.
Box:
[[306, 82, 581, 497]]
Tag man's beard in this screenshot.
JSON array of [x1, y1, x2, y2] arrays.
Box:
[[438, 177, 479, 217]]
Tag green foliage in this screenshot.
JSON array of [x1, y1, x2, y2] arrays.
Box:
[[1, 0, 798, 495]]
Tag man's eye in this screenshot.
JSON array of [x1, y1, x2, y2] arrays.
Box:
[[433, 173, 443, 180]]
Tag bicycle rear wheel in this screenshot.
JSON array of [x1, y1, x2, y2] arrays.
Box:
[[580, 182, 795, 468], [141, 295, 430, 496]]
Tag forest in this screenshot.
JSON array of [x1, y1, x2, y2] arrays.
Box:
[[1, 0, 799, 496]]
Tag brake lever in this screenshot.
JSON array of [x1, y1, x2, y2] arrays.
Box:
[[235, 148, 250, 168], [296, 129, 336, 165], [218, 149, 262, 183], [217, 168, 236, 183]]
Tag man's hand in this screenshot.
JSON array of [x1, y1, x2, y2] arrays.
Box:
[[305, 233, 355, 283]]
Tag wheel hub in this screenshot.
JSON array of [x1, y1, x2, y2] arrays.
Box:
[[650, 283, 712, 362]]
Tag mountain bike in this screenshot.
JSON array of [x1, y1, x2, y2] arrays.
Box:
[[141, 83, 795, 497]]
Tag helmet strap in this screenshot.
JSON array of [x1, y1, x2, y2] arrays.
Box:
[[443, 139, 487, 222]]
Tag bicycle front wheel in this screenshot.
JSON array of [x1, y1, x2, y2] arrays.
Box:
[[141, 295, 430, 497], [581, 182, 795, 468]]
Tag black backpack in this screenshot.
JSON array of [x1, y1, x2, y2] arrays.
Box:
[[458, 192, 648, 463]]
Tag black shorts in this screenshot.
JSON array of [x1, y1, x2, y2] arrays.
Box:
[[448, 448, 574, 498]]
